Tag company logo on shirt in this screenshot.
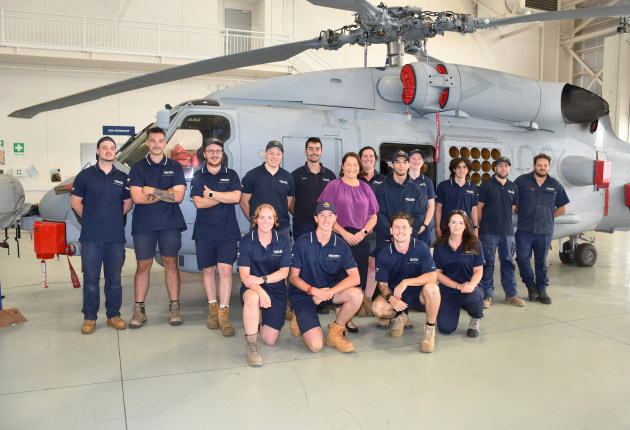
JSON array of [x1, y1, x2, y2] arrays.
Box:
[[507, 189, 515, 194], [113, 179, 124, 186], [273, 250, 283, 254], [327, 254, 340, 259], [163, 170, 174, 175], [418, 183, 426, 187], [466, 190, 475, 195], [405, 197, 415, 202], [323, 178, 331, 182], [408, 257, 419, 262], [545, 187, 555, 191], [220, 178, 230, 182], [279, 179, 288, 185], [374, 180, 383, 185]]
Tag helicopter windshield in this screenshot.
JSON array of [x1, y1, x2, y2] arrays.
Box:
[[116, 123, 154, 169]]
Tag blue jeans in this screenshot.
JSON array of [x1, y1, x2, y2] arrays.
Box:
[[479, 233, 518, 299], [515, 230, 552, 292], [81, 241, 125, 320]]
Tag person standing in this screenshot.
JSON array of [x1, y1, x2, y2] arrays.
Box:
[[127, 127, 187, 327], [290, 137, 336, 240], [477, 157, 524, 308], [240, 140, 295, 241], [435, 157, 479, 238], [408, 149, 435, 246], [514, 154, 569, 304], [71, 136, 133, 334], [191, 138, 241, 336]]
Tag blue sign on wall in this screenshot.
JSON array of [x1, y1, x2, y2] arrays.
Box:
[[103, 126, 135, 136]]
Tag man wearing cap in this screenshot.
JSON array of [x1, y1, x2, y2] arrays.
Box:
[[240, 140, 295, 241], [435, 157, 479, 238], [477, 157, 524, 309], [514, 153, 569, 304], [127, 127, 187, 327], [191, 138, 241, 335], [288, 201, 362, 353], [290, 137, 336, 241], [71, 136, 133, 334], [408, 149, 436, 246]]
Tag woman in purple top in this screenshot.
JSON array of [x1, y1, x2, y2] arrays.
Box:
[[318, 152, 379, 332]]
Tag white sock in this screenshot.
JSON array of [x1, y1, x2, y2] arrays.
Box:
[[208, 300, 217, 304], [220, 304, 229, 309]]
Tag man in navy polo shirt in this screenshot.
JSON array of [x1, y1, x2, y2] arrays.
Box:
[[477, 157, 524, 309], [290, 137, 336, 241], [514, 153, 569, 304], [127, 127, 187, 327], [288, 202, 362, 353], [191, 138, 241, 336], [408, 149, 436, 246], [372, 212, 440, 353], [435, 157, 479, 238], [240, 140, 295, 241], [71, 136, 133, 334]]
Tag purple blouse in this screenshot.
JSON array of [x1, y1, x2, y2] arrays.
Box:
[[318, 178, 379, 229]]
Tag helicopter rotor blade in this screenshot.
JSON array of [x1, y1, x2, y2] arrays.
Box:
[[306, 0, 380, 16], [476, 5, 630, 29], [9, 38, 323, 119]]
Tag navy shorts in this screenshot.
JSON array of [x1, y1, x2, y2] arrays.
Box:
[[240, 283, 287, 331], [289, 287, 336, 333], [401, 286, 426, 313], [133, 229, 182, 260], [195, 239, 237, 269]]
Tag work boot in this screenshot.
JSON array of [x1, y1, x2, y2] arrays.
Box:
[[129, 303, 147, 328], [207, 302, 219, 329], [325, 322, 354, 353], [169, 301, 183, 326], [526, 285, 539, 302], [81, 320, 96, 334], [107, 316, 127, 330], [538, 290, 552, 305], [467, 317, 480, 338], [362, 296, 374, 317], [420, 324, 435, 353], [290, 312, 301, 337], [390, 312, 408, 338], [245, 334, 263, 367], [483, 298, 491, 309], [218, 307, 235, 336], [377, 317, 391, 329], [505, 296, 526, 307]]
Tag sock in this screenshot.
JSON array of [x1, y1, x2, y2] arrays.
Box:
[[220, 304, 229, 309], [426, 321, 435, 327], [208, 300, 217, 304]]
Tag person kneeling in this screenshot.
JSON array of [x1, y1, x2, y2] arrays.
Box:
[[371, 212, 440, 352]]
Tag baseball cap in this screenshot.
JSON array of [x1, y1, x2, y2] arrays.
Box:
[[315, 201, 336, 215], [266, 140, 284, 152]]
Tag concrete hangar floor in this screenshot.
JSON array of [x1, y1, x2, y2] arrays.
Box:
[[1, 230, 629, 429]]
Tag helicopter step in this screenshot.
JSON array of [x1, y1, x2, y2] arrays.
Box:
[[559, 234, 597, 267]]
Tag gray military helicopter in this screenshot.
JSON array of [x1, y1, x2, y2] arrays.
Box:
[[9, 0, 630, 270]]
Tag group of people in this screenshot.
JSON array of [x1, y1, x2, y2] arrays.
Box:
[[70, 127, 569, 367]]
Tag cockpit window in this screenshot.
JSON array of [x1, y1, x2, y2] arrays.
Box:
[[116, 125, 152, 169]]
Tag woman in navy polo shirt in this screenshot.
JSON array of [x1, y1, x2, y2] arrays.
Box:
[[432, 210, 485, 338], [318, 152, 379, 332], [238, 204, 291, 367]]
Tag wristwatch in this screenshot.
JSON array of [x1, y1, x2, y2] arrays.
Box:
[[208, 190, 214, 199], [362, 229, 368, 235], [473, 225, 479, 229], [307, 286, 314, 296], [385, 294, 393, 303], [262, 276, 268, 284], [422, 224, 428, 229]]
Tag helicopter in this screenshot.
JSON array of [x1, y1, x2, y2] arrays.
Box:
[[8, 0, 630, 271]]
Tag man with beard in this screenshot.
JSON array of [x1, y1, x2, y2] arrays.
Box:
[[514, 154, 569, 304], [191, 138, 241, 335], [477, 157, 524, 309]]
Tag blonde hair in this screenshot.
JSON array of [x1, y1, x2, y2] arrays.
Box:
[[251, 204, 279, 229]]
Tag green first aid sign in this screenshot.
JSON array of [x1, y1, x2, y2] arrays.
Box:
[[14, 142, 25, 157]]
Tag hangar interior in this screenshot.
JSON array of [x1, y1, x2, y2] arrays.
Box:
[[1, 0, 630, 429]]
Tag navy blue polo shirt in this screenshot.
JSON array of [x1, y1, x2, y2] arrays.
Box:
[[375, 239, 436, 288], [436, 178, 479, 222], [190, 166, 241, 241], [71, 164, 130, 243], [241, 163, 295, 230], [360, 171, 386, 192], [411, 174, 436, 206], [128, 154, 187, 234], [290, 231, 357, 294], [291, 163, 336, 226], [433, 241, 485, 285], [237, 230, 292, 290], [514, 172, 570, 235], [478, 175, 519, 236]]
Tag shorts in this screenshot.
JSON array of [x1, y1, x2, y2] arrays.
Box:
[[240, 283, 287, 331], [289, 286, 336, 333], [133, 229, 182, 260], [400, 286, 426, 313], [195, 239, 238, 269]]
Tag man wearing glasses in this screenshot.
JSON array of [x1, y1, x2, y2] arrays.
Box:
[[191, 138, 242, 335]]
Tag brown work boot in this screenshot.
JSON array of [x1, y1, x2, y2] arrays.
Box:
[[290, 312, 301, 337], [207, 302, 219, 329], [390, 312, 408, 338], [129, 303, 147, 328], [81, 320, 96, 334], [420, 324, 435, 353], [168, 301, 183, 326], [218, 306, 235, 336], [363, 296, 374, 317], [107, 316, 127, 330], [325, 322, 354, 353], [377, 317, 391, 329], [505, 296, 526, 307], [245, 334, 263, 367], [483, 298, 491, 309]]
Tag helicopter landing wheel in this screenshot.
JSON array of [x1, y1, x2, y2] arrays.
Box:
[[574, 243, 597, 267], [559, 241, 573, 265]]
